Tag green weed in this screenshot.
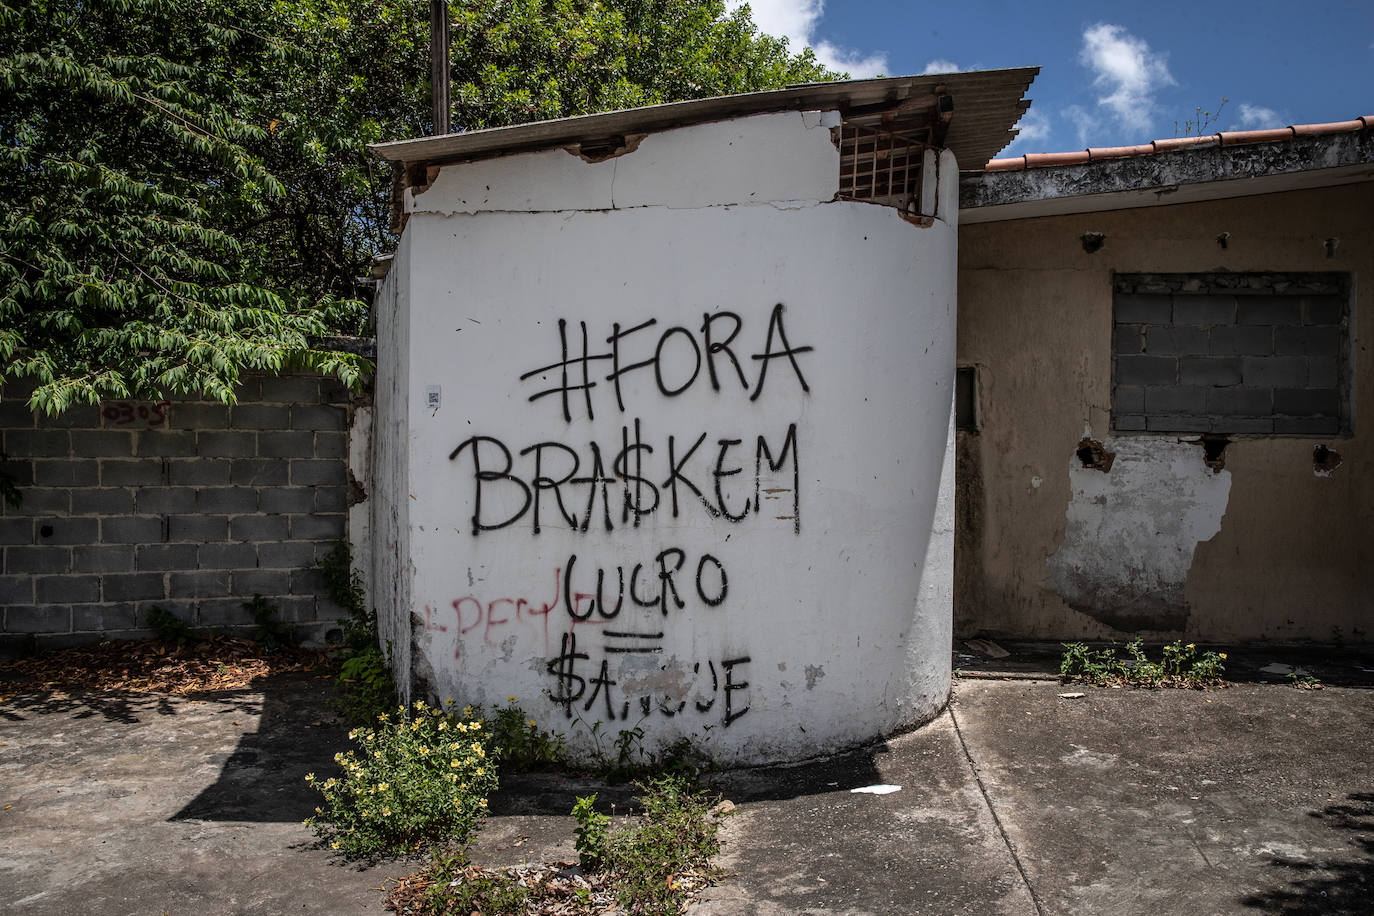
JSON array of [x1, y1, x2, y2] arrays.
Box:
[[1060, 639, 1226, 689], [145, 606, 194, 646], [323, 541, 396, 724]]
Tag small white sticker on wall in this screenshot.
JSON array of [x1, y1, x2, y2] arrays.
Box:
[[426, 385, 442, 410]]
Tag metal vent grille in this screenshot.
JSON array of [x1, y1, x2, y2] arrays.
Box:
[[837, 124, 929, 210]]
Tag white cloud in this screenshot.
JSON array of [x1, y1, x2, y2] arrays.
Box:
[[1064, 104, 1102, 148], [728, 0, 889, 77], [1232, 103, 1286, 130], [1078, 23, 1174, 132], [920, 59, 962, 75], [1000, 109, 1053, 155]]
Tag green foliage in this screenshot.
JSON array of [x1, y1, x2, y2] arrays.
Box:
[[484, 698, 568, 772], [1060, 639, 1227, 689], [305, 699, 498, 858], [323, 541, 397, 724], [146, 606, 194, 646], [245, 593, 297, 649], [1286, 671, 1323, 690], [572, 793, 612, 870], [423, 849, 531, 914], [576, 717, 709, 782]]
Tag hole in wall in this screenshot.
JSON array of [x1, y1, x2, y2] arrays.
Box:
[[1313, 444, 1342, 476], [1185, 435, 1230, 472], [1081, 232, 1105, 253], [1075, 437, 1115, 472]]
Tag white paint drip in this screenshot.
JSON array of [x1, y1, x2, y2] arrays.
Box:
[[851, 784, 902, 795]]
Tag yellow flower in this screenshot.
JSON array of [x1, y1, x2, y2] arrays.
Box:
[[382, 806, 391, 816], [378, 713, 388, 722], [418, 746, 429, 755], [508, 695, 517, 703], [438, 721, 448, 731], [527, 720, 536, 728], [1219, 653, 1228, 660], [331, 842, 340, 850], [347, 730, 357, 740], [451, 742, 461, 750], [1187, 643, 1196, 650], [475, 767, 484, 776], [450, 760, 460, 768], [305, 773, 316, 783], [471, 742, 482, 753], [463, 705, 473, 716], [377, 783, 388, 791]]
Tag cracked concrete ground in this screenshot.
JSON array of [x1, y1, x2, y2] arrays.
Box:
[[2, 668, 1371, 915]]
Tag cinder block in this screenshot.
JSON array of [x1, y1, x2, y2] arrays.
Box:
[[1242, 357, 1309, 388], [274, 595, 319, 623], [291, 459, 345, 487], [233, 376, 263, 401], [6, 605, 71, 634], [70, 430, 134, 457], [314, 432, 347, 459], [1180, 357, 1243, 387], [1237, 297, 1302, 326], [36, 516, 99, 545], [73, 545, 135, 573], [1274, 416, 1341, 435], [1208, 326, 1273, 356], [232, 569, 290, 595], [45, 404, 101, 429], [1308, 358, 1339, 388], [1144, 386, 1209, 414], [137, 543, 199, 571], [1113, 324, 1144, 355], [0, 459, 33, 487], [289, 567, 326, 595], [198, 597, 256, 627], [170, 402, 230, 429], [315, 487, 347, 513], [10, 487, 70, 515], [37, 574, 101, 604], [1215, 417, 1274, 435], [230, 404, 290, 430], [135, 487, 197, 515], [230, 514, 289, 542], [230, 459, 289, 486], [1274, 388, 1341, 417], [1114, 294, 1172, 324], [257, 540, 318, 568], [1144, 414, 1209, 433], [1171, 295, 1236, 327], [291, 405, 346, 431], [101, 516, 164, 545], [35, 460, 98, 487], [260, 375, 320, 403], [102, 572, 167, 602], [1303, 296, 1344, 326], [169, 570, 231, 598], [1206, 387, 1272, 416], [1115, 355, 1177, 386], [0, 400, 36, 428], [1145, 327, 1209, 357], [0, 574, 34, 604], [168, 514, 229, 542], [258, 487, 316, 514], [257, 431, 315, 458], [197, 430, 257, 458], [168, 458, 230, 486], [290, 513, 344, 540], [70, 488, 135, 516], [134, 430, 197, 458], [73, 604, 138, 632], [197, 487, 259, 514], [198, 542, 258, 569], [101, 459, 165, 487], [0, 517, 33, 545], [321, 377, 351, 404], [1275, 326, 1341, 357], [4, 430, 70, 458]]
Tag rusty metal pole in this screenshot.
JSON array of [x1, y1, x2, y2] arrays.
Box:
[[429, 0, 450, 135]]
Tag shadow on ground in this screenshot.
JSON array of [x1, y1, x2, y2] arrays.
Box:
[[1241, 792, 1374, 915]]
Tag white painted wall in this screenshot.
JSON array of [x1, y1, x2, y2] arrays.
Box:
[[379, 110, 959, 764]]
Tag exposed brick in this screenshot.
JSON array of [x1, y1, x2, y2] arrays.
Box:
[[5, 429, 70, 458], [35, 460, 98, 487], [135, 487, 197, 515], [1274, 388, 1341, 417], [1274, 416, 1341, 435], [0, 574, 34, 604], [1275, 326, 1341, 357], [168, 570, 231, 598], [1242, 357, 1309, 388], [1180, 357, 1243, 387], [1237, 297, 1302, 326], [315, 487, 347, 513], [230, 459, 289, 486], [1308, 358, 1339, 388], [1144, 387, 1208, 414], [258, 487, 316, 514], [199, 542, 258, 569], [1115, 355, 1176, 386], [33, 517, 98, 546], [170, 402, 230, 429], [1114, 294, 1171, 324], [168, 458, 230, 486], [70, 488, 135, 516], [136, 543, 199, 571], [289, 567, 326, 595], [10, 487, 70, 515], [1144, 414, 1208, 433], [315, 432, 347, 458], [101, 516, 164, 544], [1206, 387, 1272, 416], [198, 597, 255, 627], [257, 431, 315, 458], [260, 375, 320, 403], [197, 487, 259, 514], [70, 430, 135, 457], [37, 574, 101, 604], [0, 517, 33, 544], [1215, 417, 1274, 434], [73, 545, 135, 573], [291, 459, 345, 487], [230, 404, 290, 429], [257, 540, 318, 568], [168, 514, 229, 542], [101, 460, 165, 487], [233, 569, 290, 595], [73, 604, 138, 632], [290, 513, 344, 540], [134, 430, 197, 458], [1303, 296, 1344, 326], [230, 514, 289, 542], [6, 606, 71, 634], [1171, 295, 1236, 327], [103, 572, 167, 601], [197, 430, 257, 458], [1145, 327, 1208, 357], [1208, 326, 1273, 356]]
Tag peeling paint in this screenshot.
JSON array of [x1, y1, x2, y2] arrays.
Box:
[[804, 665, 826, 690], [1046, 436, 1231, 632]]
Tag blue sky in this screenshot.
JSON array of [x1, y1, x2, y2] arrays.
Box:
[[730, 0, 1374, 158]]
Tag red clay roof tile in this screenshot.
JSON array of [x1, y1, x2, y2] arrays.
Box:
[[1023, 150, 1091, 167], [1087, 144, 1154, 160], [1219, 127, 1295, 145]]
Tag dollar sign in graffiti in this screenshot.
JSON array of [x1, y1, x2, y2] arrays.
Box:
[[546, 632, 587, 717]]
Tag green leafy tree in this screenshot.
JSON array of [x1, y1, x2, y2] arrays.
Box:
[[0, 0, 836, 414]]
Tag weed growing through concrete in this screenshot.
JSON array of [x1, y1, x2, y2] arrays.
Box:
[[481, 698, 568, 772], [1061, 639, 1227, 688], [1287, 671, 1324, 690], [323, 542, 397, 724]]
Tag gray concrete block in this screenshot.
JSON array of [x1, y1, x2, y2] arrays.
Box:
[[10, 487, 70, 515], [72, 545, 135, 573], [321, 377, 351, 404], [4, 429, 70, 458], [1144, 386, 1209, 414], [198, 597, 255, 627], [257, 431, 315, 458], [257, 540, 318, 568], [1208, 326, 1273, 356], [197, 487, 259, 514], [1308, 358, 1339, 388], [1180, 357, 1243, 387], [1214, 417, 1274, 434], [291, 459, 345, 487], [1303, 296, 1344, 326], [36, 517, 99, 545], [70, 430, 134, 457], [315, 432, 347, 459], [137, 543, 199, 571], [0, 459, 33, 487], [37, 574, 101, 604], [258, 487, 316, 514], [291, 405, 346, 431], [230, 404, 290, 430], [290, 514, 344, 540], [197, 430, 257, 458], [101, 516, 164, 545], [259, 375, 320, 403], [135, 487, 197, 515], [230, 459, 290, 486], [198, 542, 258, 569], [1237, 297, 1301, 326], [0, 517, 33, 545], [1274, 416, 1341, 435], [1145, 327, 1209, 357], [289, 567, 326, 596], [169, 402, 230, 429], [72, 604, 138, 632], [1206, 387, 1272, 416], [35, 460, 98, 487], [168, 458, 230, 486], [1274, 388, 1341, 417], [314, 486, 347, 513], [274, 595, 319, 623], [1114, 294, 1172, 324], [1115, 355, 1177, 386], [168, 514, 229, 542], [101, 460, 165, 487], [0, 574, 34, 604], [103, 572, 167, 602], [1113, 325, 1144, 355], [6, 605, 71, 634], [1171, 294, 1237, 327], [1275, 326, 1341, 357], [134, 430, 197, 458], [70, 487, 135, 516], [1144, 414, 1208, 433], [230, 514, 289, 542], [1242, 357, 1309, 388], [233, 569, 290, 595], [168, 570, 231, 598], [0, 400, 36, 428]]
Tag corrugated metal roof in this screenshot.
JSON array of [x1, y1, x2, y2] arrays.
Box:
[[369, 68, 1039, 170]]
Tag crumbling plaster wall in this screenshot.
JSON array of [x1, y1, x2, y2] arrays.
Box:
[[957, 182, 1372, 643]]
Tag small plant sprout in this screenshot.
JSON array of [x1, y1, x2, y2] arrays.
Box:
[[1060, 641, 1227, 689]]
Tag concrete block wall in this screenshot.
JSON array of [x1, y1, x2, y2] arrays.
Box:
[[0, 373, 355, 651]]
